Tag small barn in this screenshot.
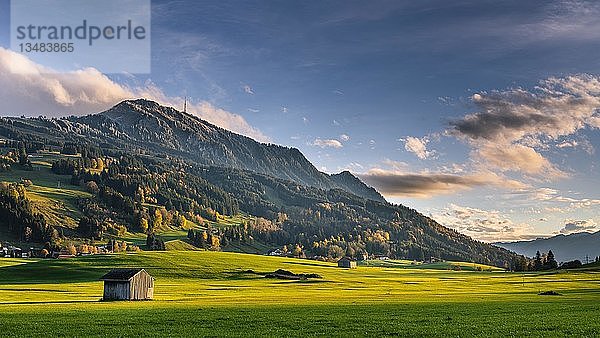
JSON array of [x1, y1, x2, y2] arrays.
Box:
[[337, 257, 357, 269], [100, 268, 154, 301]]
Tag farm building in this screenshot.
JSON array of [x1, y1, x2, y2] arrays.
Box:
[[100, 268, 154, 301], [337, 257, 357, 269]]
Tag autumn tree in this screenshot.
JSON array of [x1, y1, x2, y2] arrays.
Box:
[[66, 244, 77, 255], [139, 218, 149, 233]]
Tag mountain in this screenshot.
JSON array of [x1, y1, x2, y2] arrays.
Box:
[[0, 99, 384, 202], [0, 99, 520, 266], [494, 231, 600, 262], [329, 171, 384, 203]]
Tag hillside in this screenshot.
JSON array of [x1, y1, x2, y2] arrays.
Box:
[[0, 99, 384, 202], [494, 231, 600, 262], [0, 99, 521, 266]]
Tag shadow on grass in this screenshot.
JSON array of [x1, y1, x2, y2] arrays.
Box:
[[0, 300, 99, 305], [0, 256, 137, 285], [0, 288, 70, 292], [225, 270, 266, 280], [270, 279, 330, 285]]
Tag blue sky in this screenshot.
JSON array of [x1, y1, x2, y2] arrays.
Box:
[[0, 0, 599, 241]]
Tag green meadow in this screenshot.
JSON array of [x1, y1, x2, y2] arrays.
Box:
[[0, 251, 598, 337], [0, 163, 257, 251], [0, 160, 91, 233]]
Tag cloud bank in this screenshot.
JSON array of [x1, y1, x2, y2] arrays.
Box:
[[371, 74, 600, 200], [450, 75, 600, 177], [431, 204, 539, 242], [560, 219, 598, 234], [360, 168, 524, 198]]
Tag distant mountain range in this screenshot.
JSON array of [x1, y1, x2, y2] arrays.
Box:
[[494, 231, 600, 263]]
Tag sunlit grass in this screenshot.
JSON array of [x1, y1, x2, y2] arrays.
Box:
[[0, 251, 598, 336], [0, 165, 91, 230]]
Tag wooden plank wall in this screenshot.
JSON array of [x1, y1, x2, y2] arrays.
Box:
[[129, 271, 154, 300], [103, 281, 130, 300]]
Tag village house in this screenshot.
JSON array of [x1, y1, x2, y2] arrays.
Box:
[[337, 257, 357, 269], [5, 246, 23, 258], [100, 268, 154, 301]]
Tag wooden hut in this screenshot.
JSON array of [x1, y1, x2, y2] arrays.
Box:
[[100, 268, 154, 301], [337, 257, 357, 269]]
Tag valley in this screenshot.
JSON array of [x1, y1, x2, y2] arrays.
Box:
[[0, 101, 520, 266]]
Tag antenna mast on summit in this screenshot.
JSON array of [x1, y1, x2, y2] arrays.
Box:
[[183, 97, 187, 113]]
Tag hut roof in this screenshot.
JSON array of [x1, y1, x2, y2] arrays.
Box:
[[100, 268, 151, 281]]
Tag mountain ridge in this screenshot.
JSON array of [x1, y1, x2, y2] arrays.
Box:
[[494, 231, 600, 262], [80, 99, 385, 202], [1, 99, 385, 202]]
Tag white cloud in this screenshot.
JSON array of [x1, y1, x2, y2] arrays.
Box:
[[556, 138, 595, 154], [557, 140, 578, 149], [454, 76, 600, 143], [339, 162, 364, 171], [0, 47, 269, 142], [526, 187, 560, 201], [431, 203, 540, 242], [242, 84, 254, 95], [403, 136, 433, 160], [476, 143, 565, 178], [340, 134, 350, 141], [381, 158, 409, 171], [525, 187, 600, 210], [0, 48, 131, 114], [449, 74, 600, 178], [312, 138, 343, 149]]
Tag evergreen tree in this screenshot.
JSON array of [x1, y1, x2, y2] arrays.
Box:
[[534, 251, 543, 271], [545, 250, 558, 270], [146, 233, 166, 251]]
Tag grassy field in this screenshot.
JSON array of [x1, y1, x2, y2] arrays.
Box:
[[361, 259, 503, 271], [0, 153, 597, 335], [0, 162, 91, 231], [0, 161, 257, 250], [164, 239, 200, 251], [0, 251, 598, 337]]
